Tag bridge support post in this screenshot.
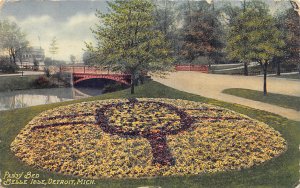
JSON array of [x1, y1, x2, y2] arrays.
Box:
[[70, 73, 74, 87]]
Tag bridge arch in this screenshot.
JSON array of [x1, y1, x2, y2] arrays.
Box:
[[73, 73, 131, 86], [74, 77, 130, 85]]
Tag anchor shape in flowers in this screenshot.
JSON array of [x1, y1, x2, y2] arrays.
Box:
[[95, 99, 195, 166]]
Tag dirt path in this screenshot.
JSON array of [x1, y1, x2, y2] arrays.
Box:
[[153, 72, 300, 121]]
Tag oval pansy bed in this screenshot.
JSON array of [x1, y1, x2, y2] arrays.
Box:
[[11, 98, 287, 178]]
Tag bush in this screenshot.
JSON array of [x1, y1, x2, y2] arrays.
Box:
[[103, 82, 129, 93], [44, 67, 51, 77], [33, 59, 39, 71], [33, 76, 52, 88], [0, 57, 19, 73]]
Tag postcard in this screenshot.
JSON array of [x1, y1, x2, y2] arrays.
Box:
[[0, 0, 299, 187]]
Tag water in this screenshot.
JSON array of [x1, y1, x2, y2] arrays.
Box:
[[0, 87, 104, 111]]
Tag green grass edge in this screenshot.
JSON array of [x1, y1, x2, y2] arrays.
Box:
[[222, 88, 300, 111], [0, 81, 299, 188]]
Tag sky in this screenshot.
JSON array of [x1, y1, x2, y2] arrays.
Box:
[[0, 0, 108, 62], [0, 0, 292, 62]]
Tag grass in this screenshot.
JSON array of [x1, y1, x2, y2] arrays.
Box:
[[0, 81, 299, 188], [223, 88, 300, 111], [0, 74, 69, 92], [270, 73, 300, 80], [0, 75, 40, 92]]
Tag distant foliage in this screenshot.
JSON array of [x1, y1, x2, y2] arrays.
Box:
[[49, 37, 59, 56], [0, 56, 18, 73], [33, 76, 51, 88], [282, 9, 300, 66], [226, 2, 285, 64], [178, 1, 225, 66], [226, 1, 285, 95], [0, 20, 29, 65]]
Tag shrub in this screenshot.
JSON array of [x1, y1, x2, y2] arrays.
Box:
[[44, 67, 51, 77], [0, 56, 19, 73], [103, 82, 129, 93], [33, 76, 52, 88]]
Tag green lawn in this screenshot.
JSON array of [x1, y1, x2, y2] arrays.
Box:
[[0, 81, 299, 188], [223, 88, 300, 111], [0, 74, 69, 92], [0, 75, 40, 92], [270, 73, 300, 80]]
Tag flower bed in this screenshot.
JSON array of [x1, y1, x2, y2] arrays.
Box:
[[11, 98, 287, 178]]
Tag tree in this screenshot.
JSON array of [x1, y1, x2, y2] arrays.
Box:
[[16, 41, 31, 76], [282, 8, 300, 74], [227, 2, 285, 95], [222, 0, 270, 75], [272, 9, 293, 76], [152, 0, 179, 57], [82, 51, 99, 66], [86, 0, 174, 94], [44, 57, 53, 66], [44, 57, 66, 66], [0, 56, 18, 73], [180, 1, 224, 68], [49, 36, 59, 61], [33, 59, 39, 71], [70, 55, 76, 64], [290, 0, 300, 15], [0, 20, 29, 66]]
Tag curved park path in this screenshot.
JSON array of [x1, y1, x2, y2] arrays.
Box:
[[153, 72, 300, 121]]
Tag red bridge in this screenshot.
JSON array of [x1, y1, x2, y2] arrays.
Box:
[[60, 66, 131, 85], [59, 64, 207, 86]]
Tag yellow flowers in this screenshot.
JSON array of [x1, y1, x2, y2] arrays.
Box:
[[10, 98, 287, 179]]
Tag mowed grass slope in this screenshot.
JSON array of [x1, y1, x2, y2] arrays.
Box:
[[0, 75, 40, 92], [0, 81, 299, 188], [270, 73, 300, 80], [223, 88, 300, 111]]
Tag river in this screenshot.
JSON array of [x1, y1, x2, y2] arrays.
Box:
[[0, 87, 104, 111]]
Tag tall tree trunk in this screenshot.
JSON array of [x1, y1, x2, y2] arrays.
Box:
[[243, 0, 246, 12], [277, 61, 281, 76], [134, 76, 139, 86], [139, 74, 144, 85], [13, 54, 16, 65], [263, 63, 268, 96], [188, 0, 192, 23], [131, 74, 135, 94], [164, 0, 167, 37], [244, 62, 248, 76], [9, 48, 13, 64]]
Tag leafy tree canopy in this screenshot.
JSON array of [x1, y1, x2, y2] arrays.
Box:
[[86, 0, 174, 94], [226, 3, 285, 64], [180, 1, 224, 65], [86, 0, 173, 75], [0, 20, 29, 65]]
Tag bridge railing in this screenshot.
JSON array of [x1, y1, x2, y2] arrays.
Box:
[[60, 66, 126, 75], [175, 65, 208, 73], [60, 65, 209, 74]]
